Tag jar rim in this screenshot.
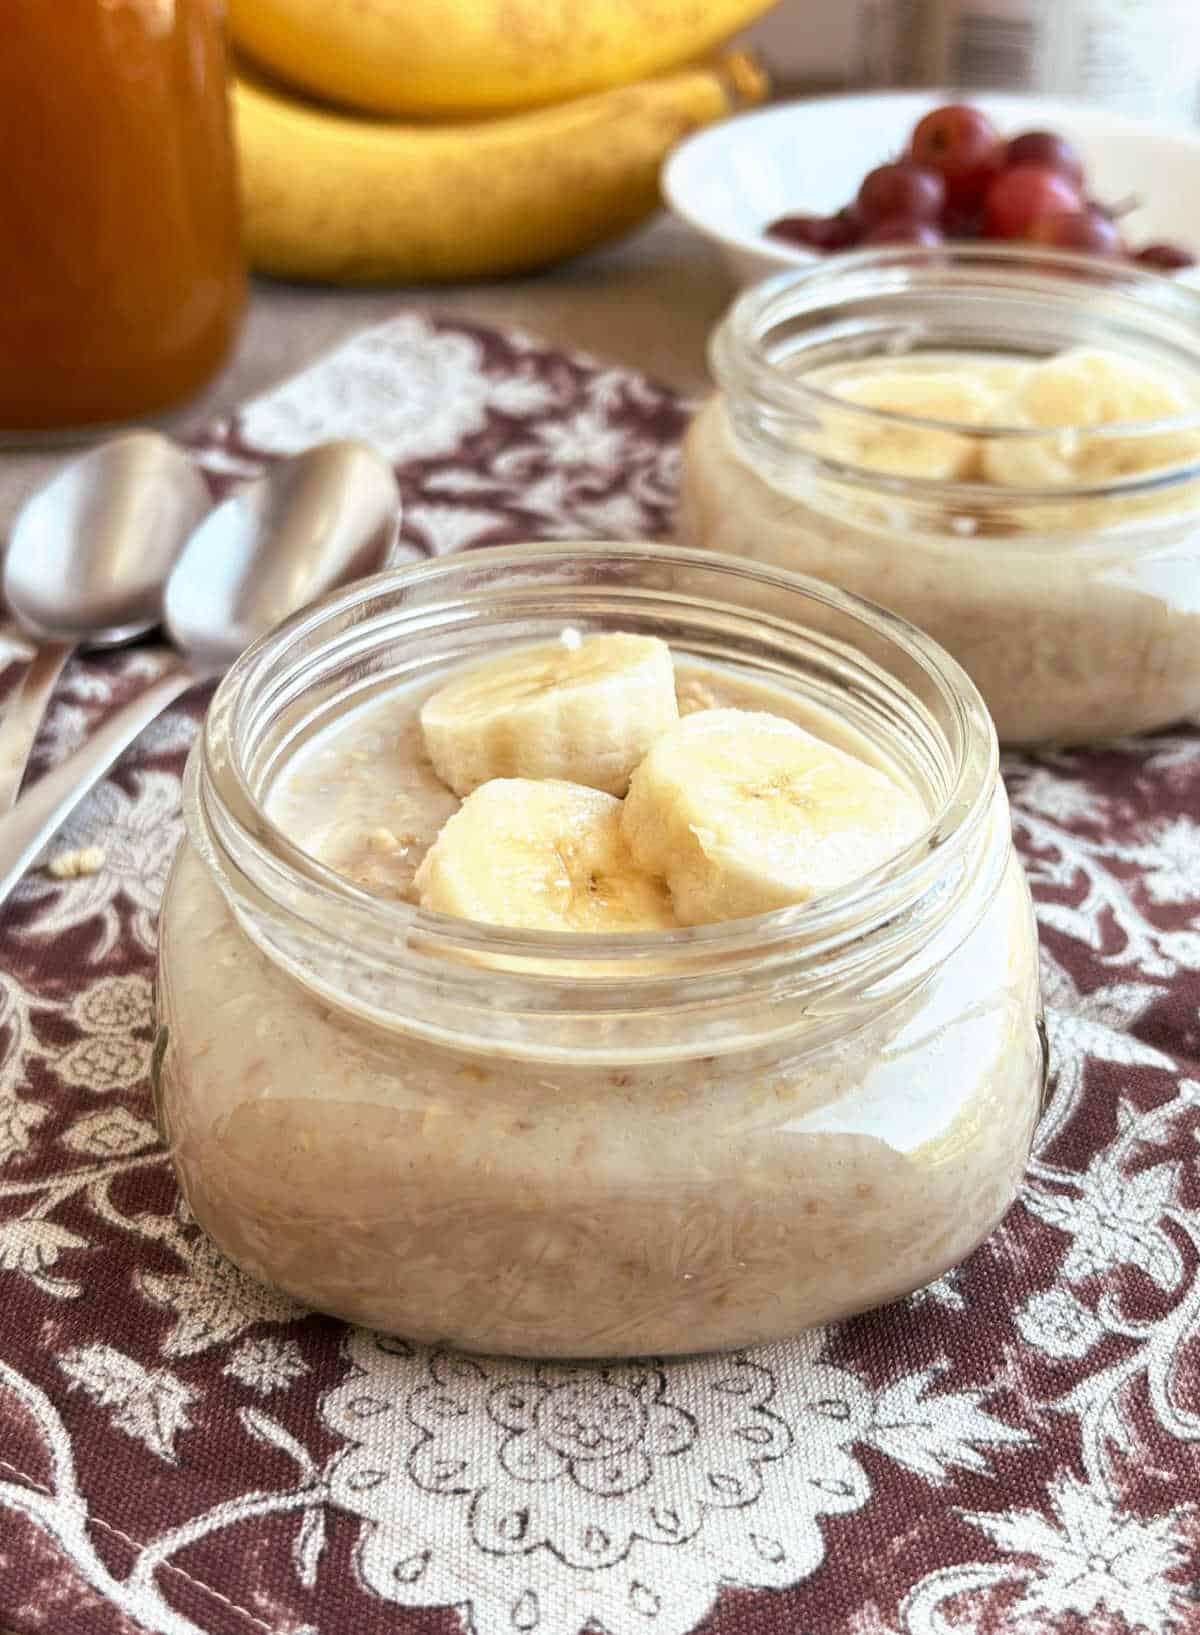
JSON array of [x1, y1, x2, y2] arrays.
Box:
[[187, 544, 1002, 1054], [712, 243, 1200, 508]]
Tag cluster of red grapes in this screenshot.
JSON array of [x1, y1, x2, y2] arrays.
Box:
[[767, 102, 1195, 271]]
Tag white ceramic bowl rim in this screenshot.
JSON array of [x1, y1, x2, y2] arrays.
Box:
[[662, 89, 1200, 291]]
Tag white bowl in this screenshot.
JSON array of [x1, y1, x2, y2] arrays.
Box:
[[662, 89, 1200, 288]]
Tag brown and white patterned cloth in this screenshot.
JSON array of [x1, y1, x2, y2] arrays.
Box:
[[0, 314, 1198, 1635]]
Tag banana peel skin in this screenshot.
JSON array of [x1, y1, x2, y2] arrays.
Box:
[[233, 52, 768, 285], [228, 0, 778, 118]]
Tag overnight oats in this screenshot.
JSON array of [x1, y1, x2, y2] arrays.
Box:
[[155, 544, 1044, 1357], [679, 245, 1200, 746]]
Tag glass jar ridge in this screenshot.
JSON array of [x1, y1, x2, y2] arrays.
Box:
[[188, 545, 999, 1060], [156, 543, 1044, 1356]]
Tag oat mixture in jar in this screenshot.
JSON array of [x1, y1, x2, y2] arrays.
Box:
[[155, 544, 1045, 1357], [679, 245, 1200, 746]]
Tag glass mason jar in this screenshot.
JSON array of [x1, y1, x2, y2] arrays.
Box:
[[679, 245, 1200, 746], [154, 544, 1045, 1358], [0, 0, 245, 437]]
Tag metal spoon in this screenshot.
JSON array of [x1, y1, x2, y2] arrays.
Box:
[[0, 432, 210, 809], [0, 439, 401, 908]]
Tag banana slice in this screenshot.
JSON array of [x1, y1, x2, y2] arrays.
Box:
[[983, 348, 1200, 487], [414, 778, 676, 933], [1019, 348, 1189, 426], [420, 632, 678, 798], [622, 709, 927, 925], [821, 370, 1000, 481]]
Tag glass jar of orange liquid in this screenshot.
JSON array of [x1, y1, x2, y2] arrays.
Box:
[[0, 0, 246, 438]]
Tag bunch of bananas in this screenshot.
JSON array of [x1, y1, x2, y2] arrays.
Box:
[[227, 0, 773, 284]]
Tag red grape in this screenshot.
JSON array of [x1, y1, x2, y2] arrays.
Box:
[[765, 213, 846, 251], [982, 164, 1083, 239], [1027, 207, 1121, 256], [863, 218, 943, 247], [856, 161, 944, 227], [941, 201, 982, 238], [909, 103, 1003, 207], [825, 206, 863, 250], [1004, 130, 1085, 189], [1134, 241, 1197, 271], [763, 101, 1192, 270]]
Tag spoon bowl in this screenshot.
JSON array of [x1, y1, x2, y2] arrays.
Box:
[[3, 432, 210, 644], [165, 439, 400, 672], [0, 439, 402, 908], [0, 432, 211, 809]]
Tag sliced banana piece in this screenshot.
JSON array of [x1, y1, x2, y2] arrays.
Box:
[[420, 632, 678, 798], [983, 347, 1200, 487], [622, 709, 927, 926], [821, 369, 1000, 481], [1018, 347, 1189, 426], [414, 778, 676, 933]]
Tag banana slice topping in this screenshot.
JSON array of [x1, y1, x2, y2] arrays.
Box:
[[622, 709, 927, 925], [420, 632, 678, 798], [823, 369, 1002, 481], [979, 348, 1200, 487], [414, 778, 677, 933], [820, 348, 1200, 491]]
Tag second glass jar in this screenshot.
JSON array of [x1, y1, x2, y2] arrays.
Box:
[[680, 246, 1200, 746]]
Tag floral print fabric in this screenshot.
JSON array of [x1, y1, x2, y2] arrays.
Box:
[[0, 315, 1197, 1635]]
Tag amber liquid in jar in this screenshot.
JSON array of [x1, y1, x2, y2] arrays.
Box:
[[0, 0, 246, 435]]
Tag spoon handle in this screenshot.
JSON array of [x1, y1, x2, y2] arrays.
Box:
[[0, 664, 197, 910], [0, 640, 73, 812]]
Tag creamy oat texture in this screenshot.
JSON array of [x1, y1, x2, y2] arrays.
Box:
[[680, 352, 1200, 745], [157, 663, 1043, 1356]]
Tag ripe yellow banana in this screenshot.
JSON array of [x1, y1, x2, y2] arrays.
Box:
[[228, 0, 777, 118], [232, 52, 767, 284]]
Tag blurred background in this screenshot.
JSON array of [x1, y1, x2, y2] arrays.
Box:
[[3, 0, 1199, 497], [744, 0, 1200, 125]]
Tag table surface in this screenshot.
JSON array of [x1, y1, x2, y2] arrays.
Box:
[[3, 216, 1200, 1635], [0, 215, 729, 530], [0, 211, 731, 1635]]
